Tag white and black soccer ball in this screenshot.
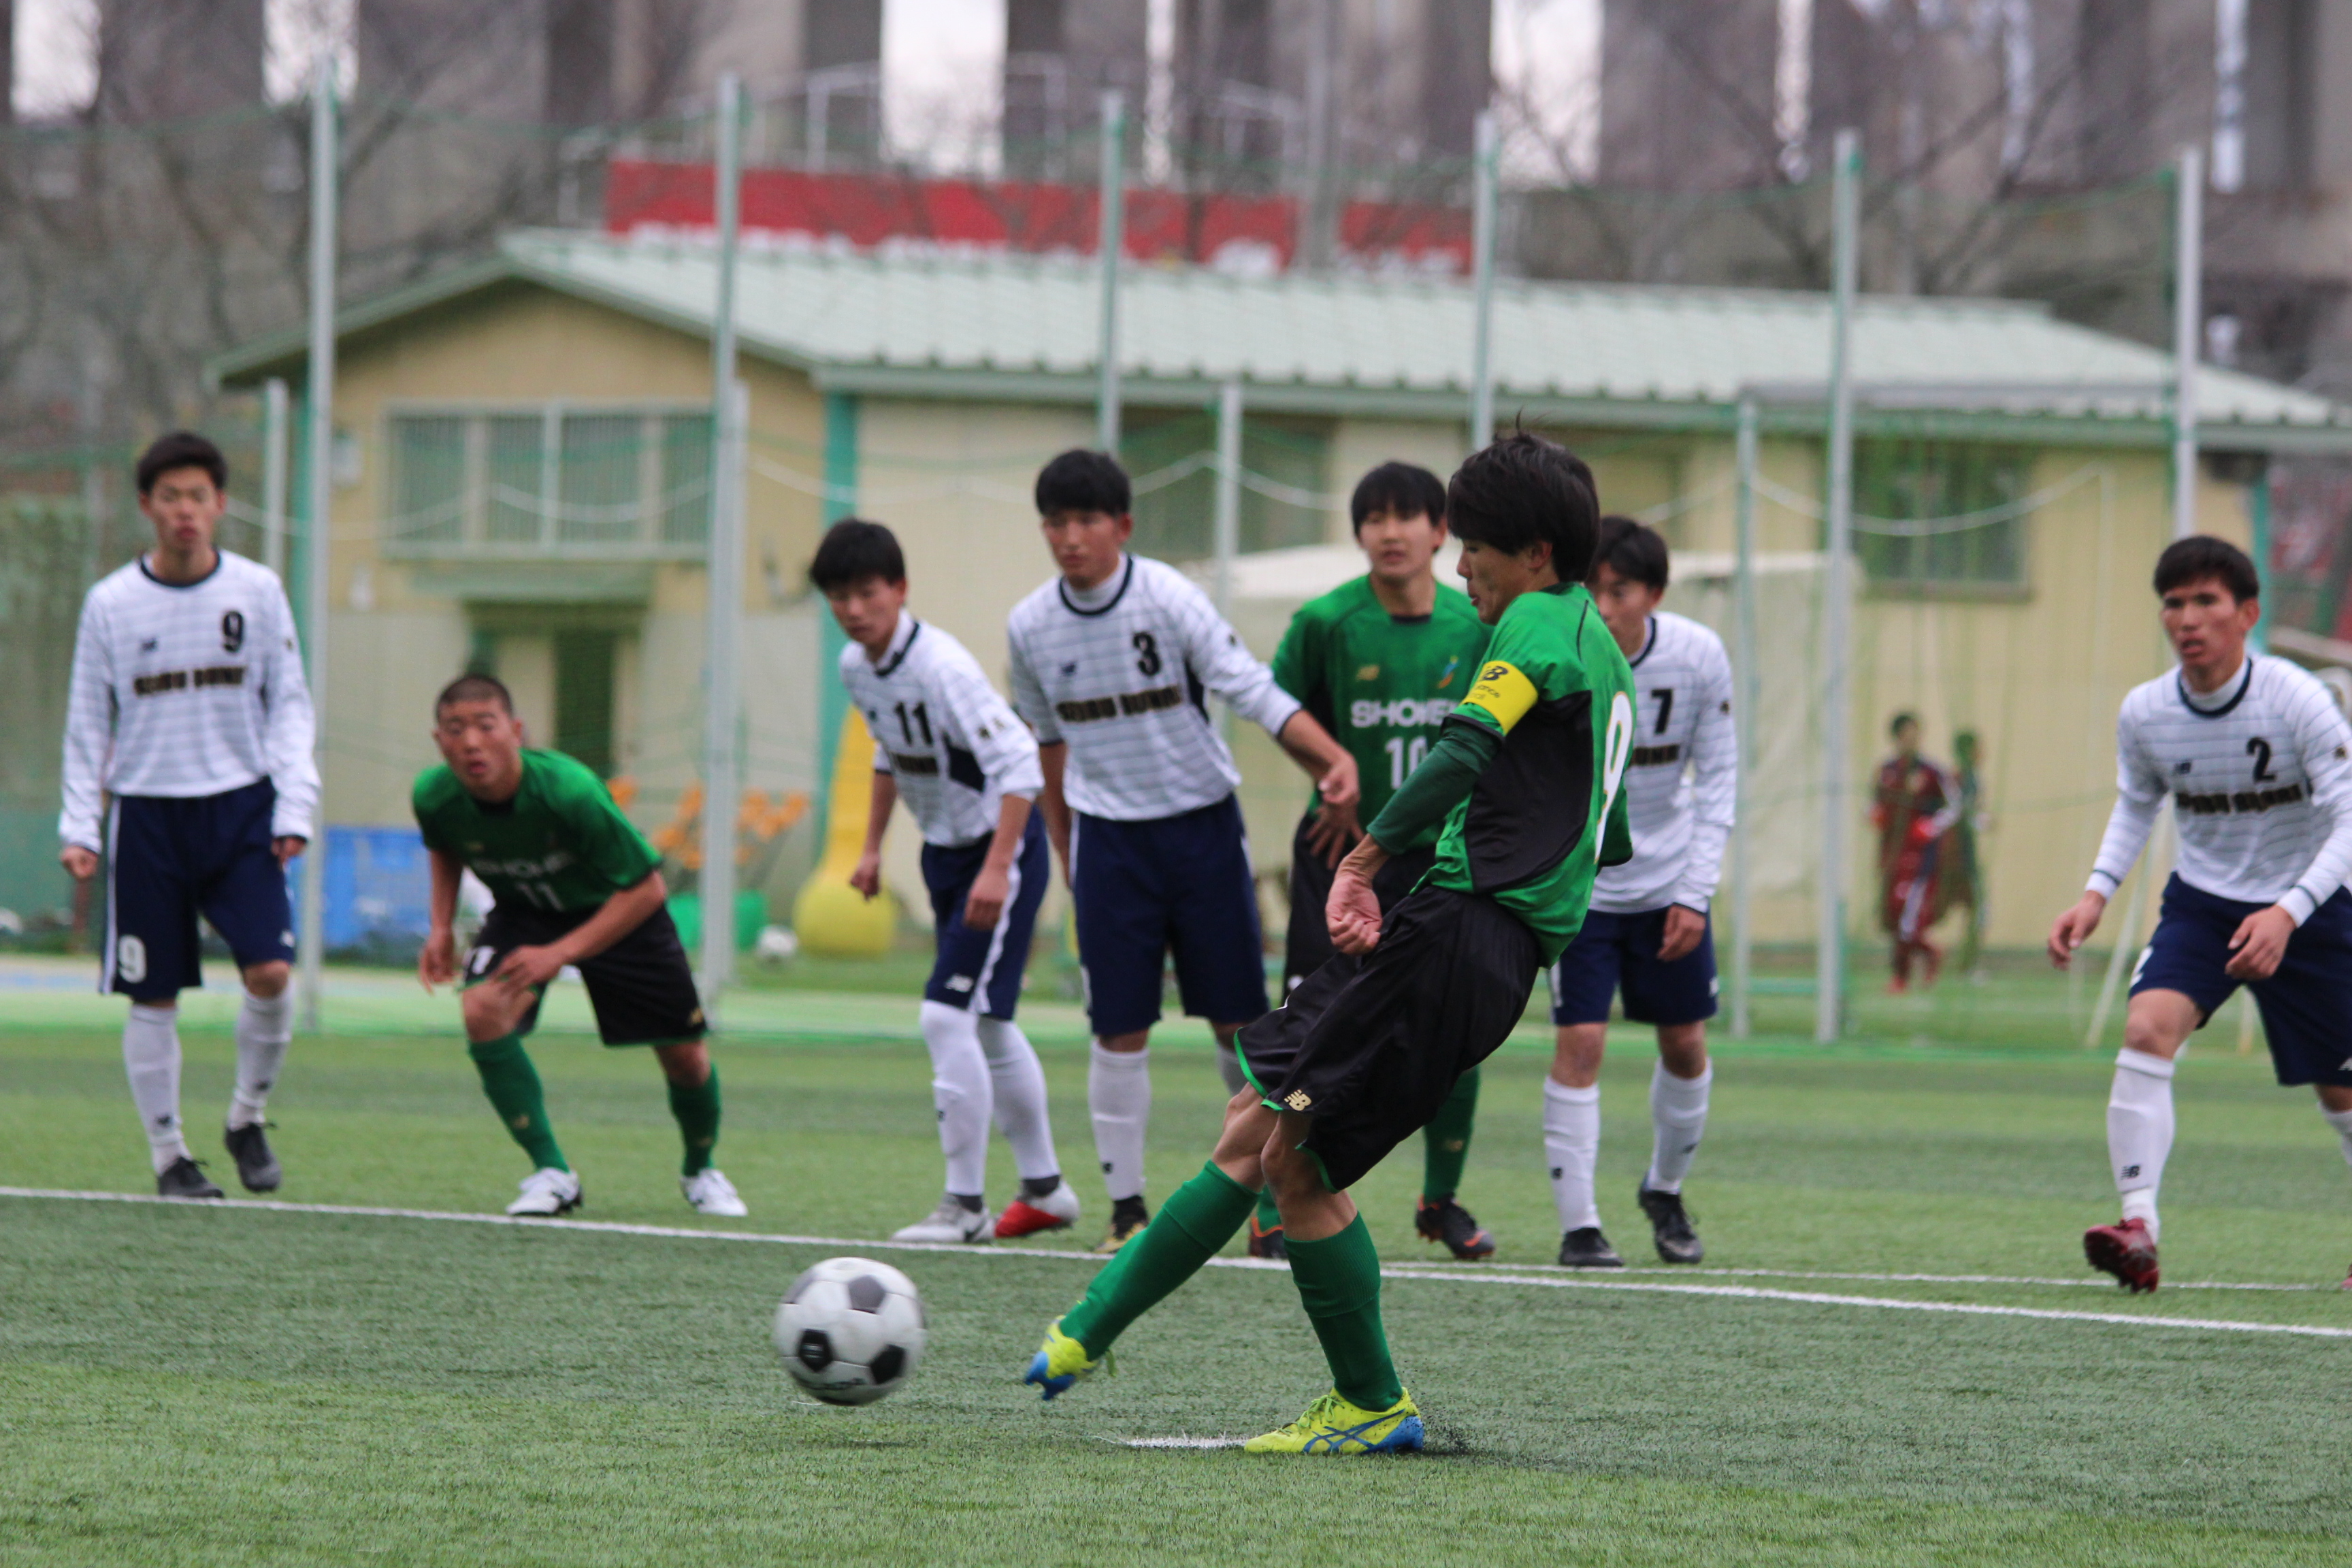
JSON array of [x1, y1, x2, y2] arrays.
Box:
[[772, 1257, 926, 1406]]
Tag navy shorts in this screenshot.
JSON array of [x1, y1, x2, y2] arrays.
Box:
[[1550, 905, 1720, 1028], [103, 777, 295, 1002], [1070, 794, 1270, 1038], [2131, 875, 2352, 1088], [921, 812, 1050, 1019]]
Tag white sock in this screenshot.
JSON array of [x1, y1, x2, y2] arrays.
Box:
[[1088, 1041, 1151, 1203], [2321, 1106, 2352, 1176], [1543, 1077, 1602, 1232], [2109, 1049, 2176, 1243], [123, 1003, 188, 1174], [919, 1000, 992, 1199], [1645, 1062, 1712, 1194], [1215, 1041, 1248, 1096], [230, 989, 295, 1129], [977, 1016, 1061, 1184]]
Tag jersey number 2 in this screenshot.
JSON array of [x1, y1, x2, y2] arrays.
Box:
[[2248, 737, 2275, 781]]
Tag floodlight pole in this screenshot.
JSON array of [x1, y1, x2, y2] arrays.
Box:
[[700, 74, 746, 1019], [2172, 144, 2204, 542], [1731, 396, 1759, 1040], [262, 378, 289, 580], [296, 57, 338, 1035], [1817, 127, 1860, 1046], [1096, 91, 1127, 452], [1467, 109, 1499, 452]]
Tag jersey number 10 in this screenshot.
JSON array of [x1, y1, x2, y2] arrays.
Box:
[[1382, 735, 1431, 789]]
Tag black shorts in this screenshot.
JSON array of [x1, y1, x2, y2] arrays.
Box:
[[464, 900, 706, 1047], [1283, 811, 1435, 993], [1238, 886, 1537, 1192]]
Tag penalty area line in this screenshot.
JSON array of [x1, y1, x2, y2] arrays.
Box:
[[6, 1187, 2346, 1339]]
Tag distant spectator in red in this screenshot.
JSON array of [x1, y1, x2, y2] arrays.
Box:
[[1872, 713, 1961, 992]]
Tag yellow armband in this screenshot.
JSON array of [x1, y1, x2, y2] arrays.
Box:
[[1461, 659, 1538, 733]]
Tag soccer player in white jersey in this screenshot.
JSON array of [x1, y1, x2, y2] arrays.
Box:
[[1007, 451, 1360, 1252], [1544, 517, 1735, 1269], [2051, 536, 2352, 1292], [815, 519, 1080, 1245], [59, 433, 317, 1200]]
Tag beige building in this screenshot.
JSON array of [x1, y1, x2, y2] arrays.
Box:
[[209, 232, 2352, 953]]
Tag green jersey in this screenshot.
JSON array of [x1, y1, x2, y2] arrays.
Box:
[[412, 749, 662, 915], [1270, 575, 1489, 849], [1426, 582, 1635, 964]]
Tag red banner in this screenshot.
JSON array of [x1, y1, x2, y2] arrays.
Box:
[[603, 159, 1467, 276]]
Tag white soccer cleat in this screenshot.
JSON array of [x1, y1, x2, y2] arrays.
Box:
[[681, 1167, 749, 1217], [891, 1195, 994, 1244], [505, 1166, 583, 1217]]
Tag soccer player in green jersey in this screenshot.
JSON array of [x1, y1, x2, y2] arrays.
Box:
[[1250, 461, 1494, 1262], [1024, 434, 1635, 1453], [414, 674, 745, 1219]]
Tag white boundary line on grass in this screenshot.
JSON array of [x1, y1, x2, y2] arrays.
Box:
[[7, 1186, 2348, 1341]]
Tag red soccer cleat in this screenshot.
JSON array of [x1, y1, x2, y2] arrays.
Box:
[[994, 1183, 1080, 1239], [2339, 1262, 2351, 1293], [2084, 1217, 2160, 1293]]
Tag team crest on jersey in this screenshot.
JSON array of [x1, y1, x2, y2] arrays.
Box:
[[1437, 655, 1460, 689], [1356, 664, 1380, 682]]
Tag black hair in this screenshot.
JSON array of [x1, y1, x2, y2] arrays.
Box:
[[137, 431, 227, 496], [1349, 461, 1448, 534], [1443, 433, 1600, 578], [436, 673, 514, 716], [1588, 514, 1669, 592], [808, 517, 907, 592], [1889, 710, 1919, 738], [1033, 449, 1131, 517], [2153, 534, 2260, 604]]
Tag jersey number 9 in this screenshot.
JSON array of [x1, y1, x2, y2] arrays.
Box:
[[220, 611, 244, 653]]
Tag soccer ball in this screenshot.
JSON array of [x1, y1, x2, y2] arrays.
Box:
[[772, 1257, 926, 1405]]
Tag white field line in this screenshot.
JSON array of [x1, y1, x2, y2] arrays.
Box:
[[1110, 1437, 1245, 1449], [7, 1187, 2347, 1339]]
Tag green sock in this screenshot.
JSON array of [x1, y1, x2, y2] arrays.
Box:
[[1255, 1188, 1284, 1235], [1286, 1213, 1402, 1411], [668, 1064, 721, 1176], [468, 1033, 567, 1171], [1062, 1161, 1257, 1358], [1420, 1067, 1480, 1203]]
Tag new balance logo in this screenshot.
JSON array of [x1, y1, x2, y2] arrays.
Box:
[[139, 638, 159, 653], [1284, 1090, 1312, 1111], [2121, 1164, 2141, 1179]]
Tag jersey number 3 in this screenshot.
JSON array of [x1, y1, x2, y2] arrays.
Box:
[[1133, 632, 1162, 678]]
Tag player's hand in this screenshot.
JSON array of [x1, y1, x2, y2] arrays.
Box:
[[59, 845, 99, 881], [2225, 904, 2297, 981], [493, 943, 566, 992], [1303, 801, 1360, 868], [849, 851, 883, 900], [418, 927, 457, 992], [1327, 862, 1384, 956], [1659, 904, 1707, 962], [964, 863, 1010, 930], [2046, 891, 2107, 970], [272, 836, 307, 867], [1316, 753, 1360, 812]]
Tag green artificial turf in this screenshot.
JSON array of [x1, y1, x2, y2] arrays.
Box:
[[3, 966, 2350, 1565]]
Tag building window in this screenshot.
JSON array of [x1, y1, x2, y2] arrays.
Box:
[[1854, 442, 2030, 592], [1121, 411, 1330, 562], [385, 406, 715, 556]]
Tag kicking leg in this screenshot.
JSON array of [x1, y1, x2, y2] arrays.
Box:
[[1545, 1023, 1618, 1267], [2087, 990, 2195, 1291], [1636, 1024, 1712, 1264], [223, 961, 293, 1192], [1026, 1088, 1271, 1397]]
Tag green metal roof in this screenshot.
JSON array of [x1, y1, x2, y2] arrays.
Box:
[[208, 228, 2352, 453]]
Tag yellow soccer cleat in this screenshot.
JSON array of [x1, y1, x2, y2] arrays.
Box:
[[1023, 1318, 1112, 1401], [1243, 1389, 1424, 1454]]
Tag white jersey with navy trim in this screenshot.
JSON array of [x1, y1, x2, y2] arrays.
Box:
[[1006, 554, 1301, 821], [1591, 610, 1737, 915], [839, 614, 1044, 848], [59, 550, 318, 852], [2088, 654, 2352, 924]]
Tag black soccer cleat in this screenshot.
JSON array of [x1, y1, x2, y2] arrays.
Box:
[[157, 1156, 225, 1200], [223, 1122, 282, 1193], [1556, 1226, 1624, 1269], [1415, 1196, 1497, 1260], [1636, 1184, 1705, 1264], [1246, 1217, 1288, 1261], [1096, 1195, 1151, 1255]]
